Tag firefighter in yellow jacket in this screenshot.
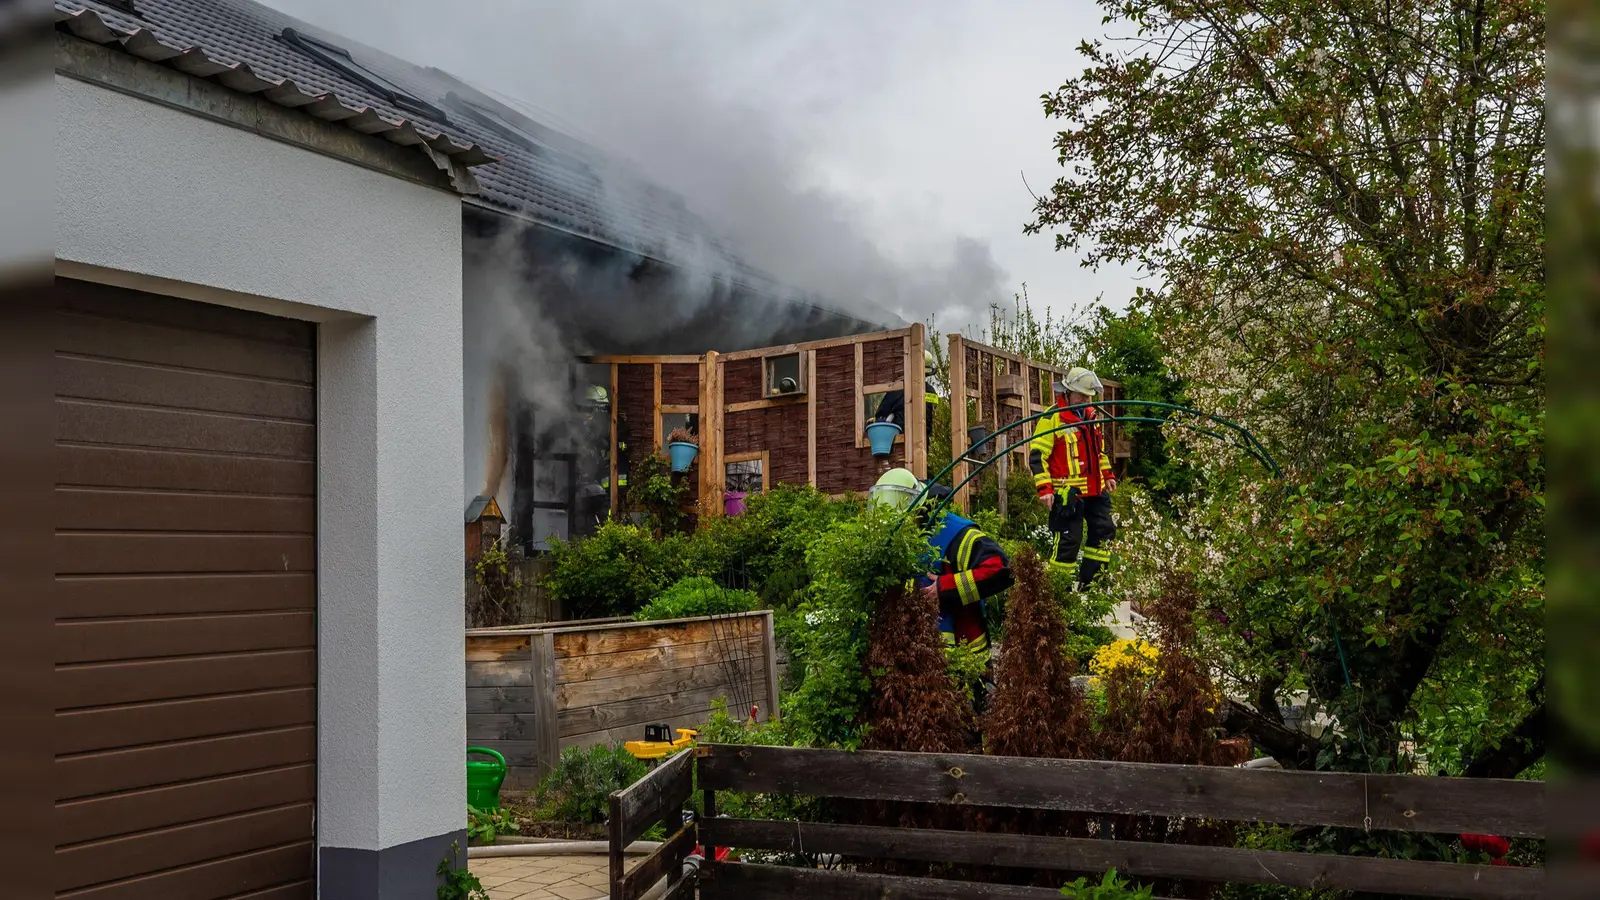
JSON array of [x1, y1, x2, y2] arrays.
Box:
[[1028, 367, 1117, 589]]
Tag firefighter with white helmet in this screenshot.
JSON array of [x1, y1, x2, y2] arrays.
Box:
[[869, 468, 1013, 708], [1028, 367, 1117, 589]]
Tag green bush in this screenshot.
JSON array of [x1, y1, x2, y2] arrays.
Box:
[[697, 484, 860, 609], [542, 521, 683, 619], [633, 576, 761, 622], [533, 743, 649, 825]]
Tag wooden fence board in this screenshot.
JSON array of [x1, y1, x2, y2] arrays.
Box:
[[465, 660, 532, 688], [696, 746, 1545, 838], [558, 678, 767, 739], [701, 819, 1541, 900], [701, 862, 1067, 900], [612, 749, 694, 848], [552, 615, 762, 658], [616, 822, 697, 900], [465, 686, 544, 715], [557, 659, 765, 709], [553, 634, 765, 683]]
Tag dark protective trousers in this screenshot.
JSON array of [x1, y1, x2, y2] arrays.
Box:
[[1048, 493, 1117, 589]]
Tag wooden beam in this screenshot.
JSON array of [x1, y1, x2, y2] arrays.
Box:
[[907, 323, 927, 479], [853, 342, 865, 449], [717, 327, 913, 362], [698, 351, 723, 519], [699, 863, 1065, 900], [723, 396, 805, 414], [609, 364, 619, 517], [760, 610, 780, 722], [661, 404, 698, 414], [694, 745, 1546, 838], [652, 363, 663, 453], [585, 354, 703, 365], [948, 334, 969, 513], [700, 820, 1541, 900], [530, 632, 560, 777], [806, 350, 817, 486], [862, 381, 907, 395]]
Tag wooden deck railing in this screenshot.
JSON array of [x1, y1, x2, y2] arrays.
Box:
[[680, 744, 1543, 900]]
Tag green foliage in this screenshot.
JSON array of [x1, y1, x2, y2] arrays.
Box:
[[533, 743, 648, 825], [1059, 869, 1154, 900], [783, 503, 932, 748], [436, 842, 487, 900], [943, 638, 990, 706], [625, 452, 688, 534], [472, 544, 521, 627], [466, 805, 520, 846], [1028, 0, 1545, 778], [698, 484, 862, 609], [633, 576, 761, 622], [542, 520, 681, 619]]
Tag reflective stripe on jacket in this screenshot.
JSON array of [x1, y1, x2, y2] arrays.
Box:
[[1028, 401, 1113, 497]]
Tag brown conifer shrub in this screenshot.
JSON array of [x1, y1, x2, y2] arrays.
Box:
[[1088, 570, 1234, 897], [982, 546, 1088, 758], [856, 582, 976, 877], [861, 583, 975, 753]]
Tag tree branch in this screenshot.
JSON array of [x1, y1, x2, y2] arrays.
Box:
[[1216, 698, 1320, 770], [1463, 676, 1545, 779]]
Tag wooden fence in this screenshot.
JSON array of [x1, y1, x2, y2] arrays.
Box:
[[465, 612, 779, 787], [609, 748, 698, 900], [590, 324, 929, 522], [611, 743, 1544, 900]]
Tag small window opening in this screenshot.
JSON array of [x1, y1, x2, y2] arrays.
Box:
[[725, 458, 764, 494], [764, 353, 804, 396]]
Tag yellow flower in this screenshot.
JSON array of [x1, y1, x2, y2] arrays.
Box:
[[1090, 638, 1159, 679]]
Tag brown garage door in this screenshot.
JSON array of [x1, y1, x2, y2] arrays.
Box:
[[54, 279, 317, 899]]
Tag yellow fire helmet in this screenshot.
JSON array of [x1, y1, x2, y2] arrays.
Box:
[[868, 467, 922, 512]]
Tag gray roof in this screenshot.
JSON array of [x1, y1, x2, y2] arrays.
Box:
[[55, 1, 496, 179], [56, 0, 896, 326]]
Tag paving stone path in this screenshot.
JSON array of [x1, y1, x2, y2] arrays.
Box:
[[471, 853, 640, 900]]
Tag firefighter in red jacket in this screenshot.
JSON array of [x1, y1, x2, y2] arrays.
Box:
[[1029, 367, 1117, 589]]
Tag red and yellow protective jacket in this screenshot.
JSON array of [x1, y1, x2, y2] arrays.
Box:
[[1028, 398, 1114, 499]]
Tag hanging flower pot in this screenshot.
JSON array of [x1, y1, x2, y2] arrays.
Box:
[[966, 425, 991, 459], [667, 442, 699, 472], [666, 427, 699, 472], [865, 420, 902, 458], [724, 490, 748, 517]]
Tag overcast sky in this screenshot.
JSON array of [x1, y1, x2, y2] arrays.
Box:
[[261, 0, 1142, 333]]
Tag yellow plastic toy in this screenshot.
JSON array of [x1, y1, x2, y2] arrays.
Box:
[[624, 728, 697, 761]]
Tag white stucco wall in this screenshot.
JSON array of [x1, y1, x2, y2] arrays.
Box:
[[56, 74, 466, 853]]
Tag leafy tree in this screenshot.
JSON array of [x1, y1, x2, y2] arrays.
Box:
[[1030, 0, 1544, 774]]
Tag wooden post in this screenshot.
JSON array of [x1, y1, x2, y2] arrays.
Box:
[[948, 335, 969, 514], [530, 631, 559, 779], [996, 448, 1008, 522], [907, 323, 927, 479], [761, 610, 781, 722], [806, 350, 817, 487], [609, 364, 619, 518], [698, 351, 723, 519], [652, 363, 663, 452]]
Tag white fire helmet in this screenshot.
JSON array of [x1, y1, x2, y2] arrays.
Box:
[[868, 467, 922, 512], [1053, 367, 1104, 398]]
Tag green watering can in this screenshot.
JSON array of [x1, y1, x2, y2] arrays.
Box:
[[466, 746, 507, 810]]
